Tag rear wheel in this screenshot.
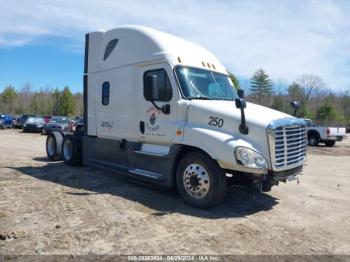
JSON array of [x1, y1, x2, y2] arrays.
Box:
[[325, 140, 336, 147], [62, 135, 81, 165], [176, 152, 227, 209], [46, 133, 63, 161], [308, 134, 319, 146]]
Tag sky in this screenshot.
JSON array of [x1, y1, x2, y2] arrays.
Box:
[[0, 0, 350, 93]]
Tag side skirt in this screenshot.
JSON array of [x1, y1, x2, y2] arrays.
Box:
[[82, 136, 181, 187]]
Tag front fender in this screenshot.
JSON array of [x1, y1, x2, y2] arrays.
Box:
[[181, 127, 268, 174]]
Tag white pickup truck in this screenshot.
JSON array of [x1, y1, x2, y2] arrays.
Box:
[[304, 119, 346, 147], [45, 26, 307, 208]]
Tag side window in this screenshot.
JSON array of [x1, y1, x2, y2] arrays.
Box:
[[103, 39, 118, 61], [102, 82, 110, 106], [143, 69, 172, 102]]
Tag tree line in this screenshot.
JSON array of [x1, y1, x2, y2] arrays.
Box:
[[1, 72, 350, 127], [0, 84, 83, 117], [231, 69, 350, 127]]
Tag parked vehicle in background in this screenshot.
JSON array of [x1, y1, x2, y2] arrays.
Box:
[[13, 116, 20, 128], [15, 114, 36, 129], [69, 117, 83, 132], [0, 114, 13, 129], [43, 116, 52, 124], [42, 116, 69, 134], [304, 119, 347, 147], [23, 117, 46, 133], [12, 116, 19, 126]]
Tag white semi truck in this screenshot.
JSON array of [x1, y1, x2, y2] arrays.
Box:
[[46, 26, 307, 208]]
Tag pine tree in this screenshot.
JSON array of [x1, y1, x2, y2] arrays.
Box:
[[0, 85, 17, 114], [250, 68, 273, 104], [60, 86, 75, 116], [316, 99, 339, 125], [52, 88, 61, 115], [228, 73, 240, 91]]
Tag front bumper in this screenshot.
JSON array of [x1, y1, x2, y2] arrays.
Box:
[[23, 126, 42, 132], [325, 136, 344, 141], [270, 165, 303, 182], [227, 165, 303, 192]]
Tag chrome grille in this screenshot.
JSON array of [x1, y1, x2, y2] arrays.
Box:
[[268, 120, 307, 170]]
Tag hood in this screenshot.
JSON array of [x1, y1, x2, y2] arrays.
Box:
[[27, 122, 43, 125], [186, 100, 302, 170], [26, 120, 44, 125], [47, 122, 65, 127], [188, 100, 292, 129]]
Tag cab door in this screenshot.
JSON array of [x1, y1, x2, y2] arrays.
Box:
[[138, 63, 178, 144]]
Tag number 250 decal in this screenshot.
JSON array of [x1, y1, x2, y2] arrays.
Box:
[[208, 116, 224, 127]]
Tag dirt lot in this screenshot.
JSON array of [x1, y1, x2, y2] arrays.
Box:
[[0, 129, 350, 255]]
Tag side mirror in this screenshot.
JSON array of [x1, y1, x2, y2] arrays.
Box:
[[237, 89, 245, 99], [290, 101, 300, 117], [144, 74, 171, 114], [144, 75, 159, 101], [235, 98, 246, 109], [290, 101, 299, 110], [235, 96, 248, 135]]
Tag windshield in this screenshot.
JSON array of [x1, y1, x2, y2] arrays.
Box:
[[26, 117, 44, 124], [305, 119, 312, 127], [50, 117, 68, 124], [175, 66, 237, 100]]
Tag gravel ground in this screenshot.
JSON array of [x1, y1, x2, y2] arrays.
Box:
[[0, 129, 350, 255]]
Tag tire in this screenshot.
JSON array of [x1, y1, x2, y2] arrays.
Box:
[[62, 135, 81, 165], [308, 134, 319, 146], [46, 133, 63, 161], [176, 152, 227, 209], [325, 140, 336, 147]]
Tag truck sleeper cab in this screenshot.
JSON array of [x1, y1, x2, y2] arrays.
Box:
[[46, 26, 307, 209]]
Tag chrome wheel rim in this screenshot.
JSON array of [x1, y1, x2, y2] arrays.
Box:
[[47, 136, 55, 156], [183, 163, 210, 199], [63, 140, 73, 160], [309, 137, 316, 145]]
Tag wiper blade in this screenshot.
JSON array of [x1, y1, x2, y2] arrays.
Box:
[[189, 96, 213, 100]]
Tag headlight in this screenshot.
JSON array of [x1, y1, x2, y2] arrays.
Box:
[[235, 147, 268, 169]]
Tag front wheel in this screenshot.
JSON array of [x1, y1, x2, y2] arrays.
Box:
[[308, 135, 319, 146], [176, 152, 227, 209]]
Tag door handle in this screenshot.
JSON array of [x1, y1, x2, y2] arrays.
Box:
[[140, 121, 145, 134]]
